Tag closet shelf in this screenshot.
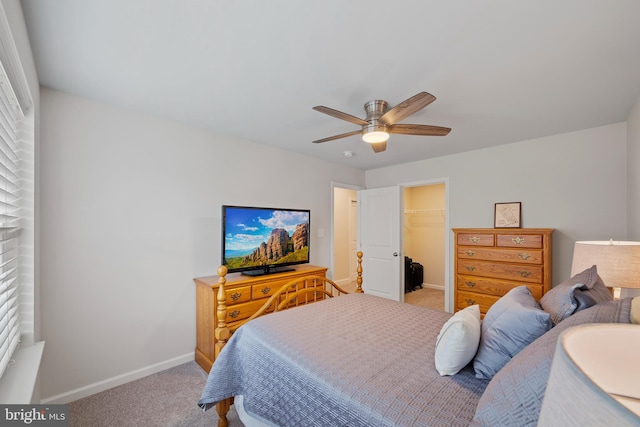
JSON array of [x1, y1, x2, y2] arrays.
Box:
[[404, 208, 445, 214], [404, 208, 445, 220]]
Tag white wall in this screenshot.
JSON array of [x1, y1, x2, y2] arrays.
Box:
[[38, 88, 365, 401], [627, 92, 640, 240], [366, 123, 628, 289]]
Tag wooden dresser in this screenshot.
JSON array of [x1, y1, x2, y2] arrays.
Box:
[[452, 228, 553, 315], [194, 264, 328, 372]]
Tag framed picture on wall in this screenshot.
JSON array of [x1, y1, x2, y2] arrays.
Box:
[[494, 202, 521, 228]]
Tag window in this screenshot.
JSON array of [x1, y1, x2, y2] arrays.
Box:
[[0, 59, 25, 380]]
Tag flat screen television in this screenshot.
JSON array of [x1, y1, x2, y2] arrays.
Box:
[[222, 205, 311, 276]]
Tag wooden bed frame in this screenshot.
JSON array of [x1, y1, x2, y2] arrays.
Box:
[[212, 251, 364, 426]]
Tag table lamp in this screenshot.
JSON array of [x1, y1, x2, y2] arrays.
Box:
[[538, 324, 640, 426], [570, 240, 640, 298]]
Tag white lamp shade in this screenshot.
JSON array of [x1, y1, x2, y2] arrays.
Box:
[[570, 241, 640, 289], [538, 324, 640, 426]]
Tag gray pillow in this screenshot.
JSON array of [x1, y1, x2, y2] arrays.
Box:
[[573, 288, 597, 311], [473, 286, 552, 380], [470, 298, 632, 427], [540, 265, 612, 325]]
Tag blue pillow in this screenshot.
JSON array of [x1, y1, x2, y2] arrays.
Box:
[[540, 265, 612, 325], [473, 286, 552, 379]]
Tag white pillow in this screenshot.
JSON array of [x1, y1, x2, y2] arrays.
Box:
[[434, 304, 481, 376]]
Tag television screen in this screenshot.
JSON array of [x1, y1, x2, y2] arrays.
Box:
[[222, 205, 310, 276]]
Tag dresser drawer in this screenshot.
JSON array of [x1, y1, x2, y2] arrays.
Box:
[[456, 290, 499, 314], [457, 247, 543, 265], [457, 233, 495, 247], [225, 298, 275, 323], [497, 234, 543, 249], [252, 283, 277, 299], [457, 260, 543, 283], [457, 275, 543, 300], [225, 285, 252, 305]]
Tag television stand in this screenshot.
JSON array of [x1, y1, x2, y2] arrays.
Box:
[[193, 264, 329, 372], [241, 266, 295, 277]]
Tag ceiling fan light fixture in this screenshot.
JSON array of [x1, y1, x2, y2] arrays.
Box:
[[362, 123, 389, 143], [362, 131, 389, 143], [312, 91, 448, 154]]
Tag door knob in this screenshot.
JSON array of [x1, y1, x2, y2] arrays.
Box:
[[393, 252, 399, 256]]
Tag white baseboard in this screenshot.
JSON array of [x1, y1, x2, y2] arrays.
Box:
[[40, 352, 194, 404], [422, 283, 445, 291]]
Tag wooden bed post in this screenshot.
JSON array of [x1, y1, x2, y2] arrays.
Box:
[[214, 266, 230, 358], [355, 251, 364, 293], [214, 266, 231, 427]]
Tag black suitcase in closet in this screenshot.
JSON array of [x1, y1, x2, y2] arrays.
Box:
[[404, 257, 425, 292], [411, 263, 424, 289], [404, 257, 414, 293]]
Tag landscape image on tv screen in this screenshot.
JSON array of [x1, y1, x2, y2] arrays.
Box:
[[222, 206, 310, 273]]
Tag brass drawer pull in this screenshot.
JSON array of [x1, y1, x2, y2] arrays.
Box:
[[260, 287, 271, 294], [230, 292, 242, 301], [469, 236, 480, 243], [519, 271, 531, 278], [518, 253, 531, 260], [465, 250, 476, 256], [465, 298, 476, 305], [465, 265, 476, 272], [229, 310, 240, 318], [465, 281, 476, 288], [512, 237, 526, 245]]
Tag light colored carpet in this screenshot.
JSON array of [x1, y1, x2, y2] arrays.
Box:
[[69, 361, 242, 427], [405, 287, 445, 311], [341, 281, 445, 311]]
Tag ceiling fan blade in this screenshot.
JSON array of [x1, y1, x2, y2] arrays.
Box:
[[313, 106, 369, 126], [388, 123, 451, 136], [371, 141, 387, 153], [379, 92, 436, 125], [313, 129, 362, 143]]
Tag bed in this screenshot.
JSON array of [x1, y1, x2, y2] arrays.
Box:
[[198, 261, 635, 427]]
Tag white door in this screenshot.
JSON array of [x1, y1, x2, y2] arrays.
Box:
[[358, 186, 403, 301]]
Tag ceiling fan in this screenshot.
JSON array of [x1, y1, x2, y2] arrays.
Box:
[[312, 91, 451, 153]]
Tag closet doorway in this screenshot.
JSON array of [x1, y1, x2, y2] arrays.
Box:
[[403, 182, 447, 311], [331, 180, 449, 310]]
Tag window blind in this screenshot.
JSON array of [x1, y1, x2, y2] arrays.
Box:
[[0, 59, 23, 380]]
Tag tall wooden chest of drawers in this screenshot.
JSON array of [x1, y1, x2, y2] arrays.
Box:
[[194, 265, 328, 372], [452, 228, 553, 315]]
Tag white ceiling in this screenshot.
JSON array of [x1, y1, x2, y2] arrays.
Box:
[[19, 0, 640, 170]]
